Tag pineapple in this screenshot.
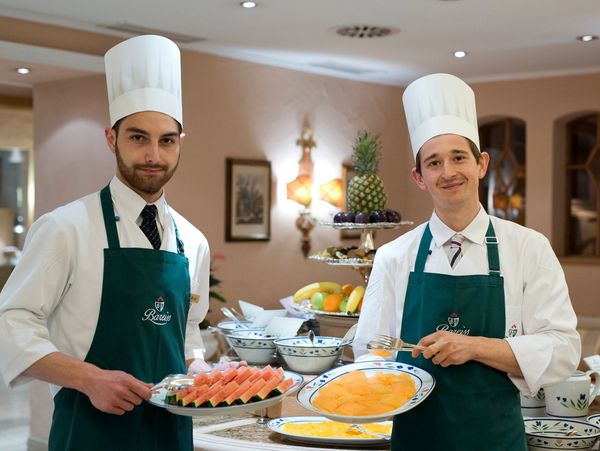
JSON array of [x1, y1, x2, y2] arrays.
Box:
[[347, 131, 387, 213]]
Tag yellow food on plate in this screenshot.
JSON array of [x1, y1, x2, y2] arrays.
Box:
[[282, 421, 391, 438], [312, 370, 416, 416]]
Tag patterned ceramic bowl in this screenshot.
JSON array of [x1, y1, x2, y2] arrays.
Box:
[[216, 320, 262, 336], [274, 336, 343, 374], [228, 330, 278, 365], [587, 413, 600, 427], [524, 418, 600, 450]]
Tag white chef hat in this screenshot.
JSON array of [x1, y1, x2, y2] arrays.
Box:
[[402, 73, 479, 160], [104, 35, 182, 127]]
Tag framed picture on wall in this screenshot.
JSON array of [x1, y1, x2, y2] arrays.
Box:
[[225, 158, 271, 241]]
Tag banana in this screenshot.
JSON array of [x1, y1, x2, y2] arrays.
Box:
[[346, 285, 365, 313], [293, 281, 343, 302]]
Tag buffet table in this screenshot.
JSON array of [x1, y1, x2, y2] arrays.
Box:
[[192, 414, 390, 451]]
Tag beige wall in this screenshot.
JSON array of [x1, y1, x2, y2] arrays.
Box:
[[17, 17, 600, 321], [33, 55, 412, 326]]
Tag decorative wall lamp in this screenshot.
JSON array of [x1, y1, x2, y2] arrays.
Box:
[[287, 127, 318, 257], [319, 178, 344, 208]]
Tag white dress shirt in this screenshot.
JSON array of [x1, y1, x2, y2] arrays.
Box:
[[0, 177, 210, 390], [353, 206, 581, 395]]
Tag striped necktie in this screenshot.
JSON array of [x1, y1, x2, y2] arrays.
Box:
[[449, 234, 464, 268], [140, 205, 161, 250]]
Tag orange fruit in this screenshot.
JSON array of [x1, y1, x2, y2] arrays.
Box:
[[342, 284, 354, 296], [370, 349, 392, 358], [323, 293, 343, 312], [357, 298, 364, 312]]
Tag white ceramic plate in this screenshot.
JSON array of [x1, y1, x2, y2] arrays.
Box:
[[267, 416, 392, 446], [148, 370, 304, 417], [296, 361, 435, 424]]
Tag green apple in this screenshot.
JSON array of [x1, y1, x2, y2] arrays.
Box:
[[339, 298, 348, 312], [311, 291, 328, 310]]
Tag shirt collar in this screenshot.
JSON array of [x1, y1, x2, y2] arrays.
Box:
[[109, 176, 168, 227], [428, 205, 489, 248]]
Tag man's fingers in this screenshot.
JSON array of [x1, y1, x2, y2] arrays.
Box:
[[124, 377, 152, 400]]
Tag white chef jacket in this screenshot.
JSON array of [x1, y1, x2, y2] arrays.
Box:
[[353, 206, 581, 395], [0, 177, 210, 390]]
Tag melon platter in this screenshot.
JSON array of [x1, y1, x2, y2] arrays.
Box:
[[163, 363, 299, 410]]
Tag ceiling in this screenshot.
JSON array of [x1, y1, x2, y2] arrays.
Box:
[[0, 0, 599, 95]]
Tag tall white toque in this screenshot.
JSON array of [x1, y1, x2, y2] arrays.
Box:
[[104, 35, 183, 127], [402, 73, 479, 160]]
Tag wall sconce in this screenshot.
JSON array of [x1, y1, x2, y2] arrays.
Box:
[[320, 178, 344, 208], [287, 127, 317, 257]]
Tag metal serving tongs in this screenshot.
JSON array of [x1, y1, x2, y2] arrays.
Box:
[[340, 323, 358, 347], [347, 424, 391, 440], [220, 306, 249, 329], [367, 334, 426, 353], [151, 374, 194, 393]]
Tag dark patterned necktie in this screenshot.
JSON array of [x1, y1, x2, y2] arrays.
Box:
[[449, 234, 464, 268], [140, 205, 161, 250]]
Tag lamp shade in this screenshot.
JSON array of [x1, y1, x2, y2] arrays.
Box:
[[320, 178, 344, 208], [287, 175, 312, 207]]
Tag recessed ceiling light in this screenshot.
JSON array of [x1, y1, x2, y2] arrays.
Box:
[[241, 1, 257, 8], [16, 67, 31, 75], [454, 50, 467, 58], [577, 35, 598, 42]]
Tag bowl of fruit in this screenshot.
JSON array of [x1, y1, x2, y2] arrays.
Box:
[[274, 336, 343, 374], [228, 330, 278, 365]]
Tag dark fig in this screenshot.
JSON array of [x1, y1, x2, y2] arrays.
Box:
[[341, 211, 355, 223], [333, 212, 345, 223], [355, 212, 370, 223], [386, 209, 401, 223], [370, 210, 387, 223]]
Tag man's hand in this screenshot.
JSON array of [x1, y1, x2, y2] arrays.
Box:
[[410, 331, 523, 375], [411, 331, 476, 367], [187, 358, 211, 374], [81, 368, 152, 415]]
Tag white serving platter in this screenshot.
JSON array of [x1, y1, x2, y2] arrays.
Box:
[[267, 416, 392, 446], [148, 370, 304, 417], [296, 361, 435, 424]]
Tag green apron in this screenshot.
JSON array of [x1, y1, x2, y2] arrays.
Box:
[[48, 185, 192, 451], [392, 221, 526, 451]]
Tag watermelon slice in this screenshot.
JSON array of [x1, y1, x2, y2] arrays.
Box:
[[246, 367, 264, 384], [180, 388, 203, 407], [207, 369, 223, 385], [220, 367, 238, 384], [260, 365, 275, 381], [175, 387, 191, 404], [223, 379, 252, 406], [193, 372, 209, 386], [272, 377, 294, 395], [252, 373, 282, 401], [191, 380, 224, 407], [207, 381, 239, 407], [235, 377, 267, 404], [232, 366, 252, 384]]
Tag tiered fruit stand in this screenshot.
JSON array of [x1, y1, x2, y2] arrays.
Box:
[[309, 220, 414, 285], [306, 220, 414, 348]]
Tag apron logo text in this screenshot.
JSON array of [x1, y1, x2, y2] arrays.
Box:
[[435, 312, 470, 335], [142, 296, 172, 326]]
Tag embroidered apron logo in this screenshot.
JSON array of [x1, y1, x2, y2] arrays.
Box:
[[142, 296, 172, 326], [448, 312, 459, 327], [507, 323, 518, 338], [436, 312, 470, 335]]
